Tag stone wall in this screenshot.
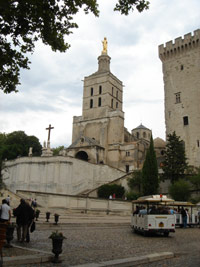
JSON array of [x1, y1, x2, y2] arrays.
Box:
[[17, 190, 132, 215], [2, 156, 125, 196]]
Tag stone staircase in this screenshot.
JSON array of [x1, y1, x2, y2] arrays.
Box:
[[0, 189, 21, 208], [1, 189, 131, 226]]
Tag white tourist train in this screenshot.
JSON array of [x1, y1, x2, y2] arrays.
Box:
[[167, 201, 199, 227], [131, 195, 176, 237]]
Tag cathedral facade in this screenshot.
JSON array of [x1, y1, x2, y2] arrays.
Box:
[[159, 29, 200, 167], [66, 40, 151, 172]]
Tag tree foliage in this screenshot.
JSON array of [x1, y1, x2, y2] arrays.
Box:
[[0, 131, 42, 161], [0, 130, 41, 189], [0, 0, 149, 94], [128, 170, 142, 193], [97, 184, 125, 199], [169, 179, 191, 201], [114, 0, 149, 15], [141, 135, 158, 195], [162, 131, 188, 183], [125, 191, 140, 201], [52, 146, 65, 156], [188, 168, 200, 190]]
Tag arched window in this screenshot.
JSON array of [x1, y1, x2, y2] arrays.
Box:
[[143, 132, 146, 138], [98, 97, 101, 107], [136, 132, 139, 138], [91, 87, 93, 96], [90, 99, 93, 108]]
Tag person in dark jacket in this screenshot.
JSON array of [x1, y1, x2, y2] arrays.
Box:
[[181, 207, 187, 228], [14, 199, 35, 242], [25, 200, 35, 243]]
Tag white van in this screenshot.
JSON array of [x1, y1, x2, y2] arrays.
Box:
[[131, 195, 176, 237]]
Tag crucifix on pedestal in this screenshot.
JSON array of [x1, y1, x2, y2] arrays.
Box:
[[46, 124, 54, 142], [42, 124, 54, 157], [45, 124, 54, 149]]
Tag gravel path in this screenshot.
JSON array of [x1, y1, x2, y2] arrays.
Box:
[[11, 224, 200, 266]]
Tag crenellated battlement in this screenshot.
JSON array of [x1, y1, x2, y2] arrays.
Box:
[[159, 29, 200, 61]]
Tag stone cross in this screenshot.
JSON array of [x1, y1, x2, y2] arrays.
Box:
[[46, 124, 54, 142]]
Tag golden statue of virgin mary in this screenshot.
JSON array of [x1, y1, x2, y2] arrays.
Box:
[[102, 37, 107, 54]]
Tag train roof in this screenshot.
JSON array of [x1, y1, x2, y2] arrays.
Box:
[[132, 195, 174, 204]]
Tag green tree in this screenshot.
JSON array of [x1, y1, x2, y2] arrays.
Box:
[[0, 131, 42, 161], [0, 0, 149, 94], [52, 146, 65, 156], [189, 168, 200, 190], [162, 131, 188, 184], [141, 135, 158, 195], [0, 131, 42, 189], [125, 191, 140, 201], [169, 180, 191, 201], [128, 170, 142, 193], [97, 184, 125, 199]]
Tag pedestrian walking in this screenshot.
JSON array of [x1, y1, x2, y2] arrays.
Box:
[[0, 199, 11, 223], [198, 209, 200, 227], [31, 199, 37, 209], [6, 195, 10, 206], [25, 200, 35, 243], [181, 207, 187, 228], [14, 199, 35, 243]]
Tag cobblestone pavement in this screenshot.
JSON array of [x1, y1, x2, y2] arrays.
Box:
[[12, 224, 200, 267]]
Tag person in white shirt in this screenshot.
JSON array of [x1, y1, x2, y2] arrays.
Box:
[[6, 195, 10, 205], [0, 199, 11, 223]]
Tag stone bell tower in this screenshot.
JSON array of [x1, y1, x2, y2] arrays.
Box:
[[159, 29, 200, 167], [69, 38, 124, 165]]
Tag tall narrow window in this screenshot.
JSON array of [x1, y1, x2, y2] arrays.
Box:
[[136, 132, 139, 138], [90, 99, 93, 108], [116, 102, 118, 108], [99, 85, 102, 94], [183, 116, 189, 126], [112, 87, 114, 96], [126, 165, 129, 173], [98, 97, 101, 107], [175, 92, 181, 103], [116, 90, 118, 99], [111, 99, 113, 108], [91, 87, 93, 96], [197, 140, 200, 147]]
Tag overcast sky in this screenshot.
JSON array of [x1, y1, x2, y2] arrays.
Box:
[[0, 0, 200, 148]]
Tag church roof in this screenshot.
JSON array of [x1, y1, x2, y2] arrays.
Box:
[[132, 124, 150, 131], [68, 135, 103, 149], [154, 137, 166, 148]]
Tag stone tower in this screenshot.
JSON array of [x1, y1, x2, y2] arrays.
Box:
[[68, 38, 124, 166], [65, 38, 152, 172], [159, 29, 200, 167]]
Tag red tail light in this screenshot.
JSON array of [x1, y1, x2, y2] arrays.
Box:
[[172, 224, 174, 226], [148, 224, 152, 226]]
